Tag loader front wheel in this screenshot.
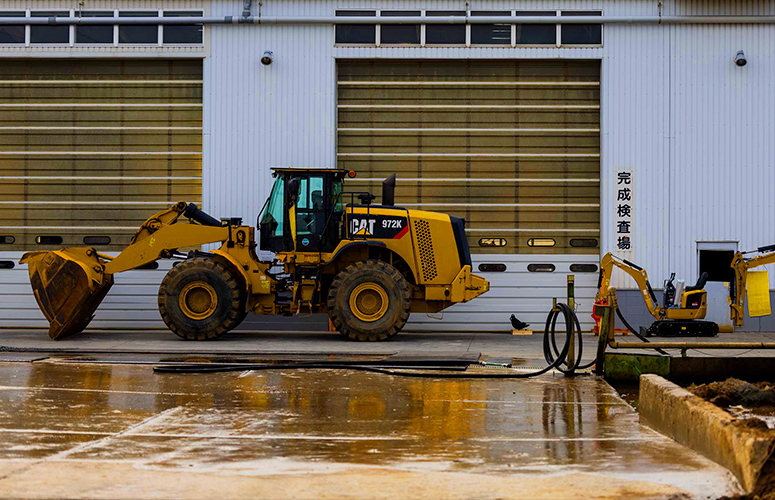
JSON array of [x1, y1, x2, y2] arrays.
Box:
[[327, 260, 411, 342], [158, 259, 246, 340]]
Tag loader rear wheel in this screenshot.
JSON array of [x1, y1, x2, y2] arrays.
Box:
[[327, 260, 411, 342], [158, 259, 246, 340]]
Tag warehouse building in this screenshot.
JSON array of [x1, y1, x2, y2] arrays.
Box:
[[1, 0, 774, 333]]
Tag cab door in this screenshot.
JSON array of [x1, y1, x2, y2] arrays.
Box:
[[294, 175, 326, 252], [258, 176, 286, 252]]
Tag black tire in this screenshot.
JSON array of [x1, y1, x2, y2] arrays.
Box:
[[158, 259, 246, 340], [327, 260, 411, 342]]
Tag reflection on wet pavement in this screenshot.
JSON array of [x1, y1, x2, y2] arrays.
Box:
[[0, 362, 738, 498]]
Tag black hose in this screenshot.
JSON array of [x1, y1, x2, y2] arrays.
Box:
[[614, 307, 669, 355], [154, 303, 594, 378], [543, 302, 595, 372], [155, 361, 563, 378]]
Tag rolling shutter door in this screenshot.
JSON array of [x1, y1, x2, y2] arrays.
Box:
[[0, 59, 201, 329], [0, 59, 202, 250], [337, 60, 600, 330]]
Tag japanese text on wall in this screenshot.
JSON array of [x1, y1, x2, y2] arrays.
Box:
[[615, 169, 633, 253]]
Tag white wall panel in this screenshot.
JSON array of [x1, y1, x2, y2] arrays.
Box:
[[667, 22, 775, 288], [202, 20, 336, 231]]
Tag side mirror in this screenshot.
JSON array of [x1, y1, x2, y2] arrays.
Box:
[[382, 173, 396, 206]]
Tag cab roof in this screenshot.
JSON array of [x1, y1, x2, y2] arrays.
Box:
[[270, 167, 348, 174]]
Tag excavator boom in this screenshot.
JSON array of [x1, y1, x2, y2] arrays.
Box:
[[730, 245, 775, 327], [598, 252, 661, 319]]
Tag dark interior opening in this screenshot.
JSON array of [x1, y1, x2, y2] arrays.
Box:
[[699, 249, 735, 283]]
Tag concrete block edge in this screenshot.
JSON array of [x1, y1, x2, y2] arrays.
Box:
[[639, 373, 775, 494]]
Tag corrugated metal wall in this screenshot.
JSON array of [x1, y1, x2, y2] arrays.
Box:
[[204, 0, 775, 292], [600, 0, 775, 290], [2, 0, 774, 332]]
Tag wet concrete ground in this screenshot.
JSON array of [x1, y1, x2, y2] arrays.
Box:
[[3, 328, 775, 362], [0, 359, 739, 499]]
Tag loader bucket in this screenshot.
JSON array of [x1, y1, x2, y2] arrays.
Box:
[[20, 249, 114, 340]]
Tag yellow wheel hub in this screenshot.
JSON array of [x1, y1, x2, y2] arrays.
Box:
[[179, 281, 218, 320], [349, 283, 389, 322]]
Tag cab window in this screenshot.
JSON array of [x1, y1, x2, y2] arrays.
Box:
[[332, 180, 343, 212], [260, 177, 284, 238], [296, 176, 325, 236]]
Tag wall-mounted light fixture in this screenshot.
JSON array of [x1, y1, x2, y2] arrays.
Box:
[[734, 50, 747, 67], [261, 51, 274, 65]]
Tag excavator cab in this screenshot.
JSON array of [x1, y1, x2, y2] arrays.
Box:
[[680, 272, 709, 310], [662, 271, 708, 310], [258, 168, 346, 253]]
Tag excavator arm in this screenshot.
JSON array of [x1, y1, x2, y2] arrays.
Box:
[[598, 252, 664, 320], [20, 201, 231, 339], [730, 244, 775, 327]]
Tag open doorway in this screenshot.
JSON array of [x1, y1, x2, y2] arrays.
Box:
[[699, 249, 735, 283], [697, 242, 738, 331]]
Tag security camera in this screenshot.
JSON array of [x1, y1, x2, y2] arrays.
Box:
[[734, 50, 747, 67], [260, 51, 274, 66]]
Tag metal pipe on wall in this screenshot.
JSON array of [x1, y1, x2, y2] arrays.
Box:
[[1, 15, 775, 25]]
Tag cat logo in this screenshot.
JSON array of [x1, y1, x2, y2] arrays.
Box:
[[350, 218, 376, 236]]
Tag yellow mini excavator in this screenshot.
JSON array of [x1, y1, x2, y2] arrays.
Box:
[[21, 168, 489, 341], [730, 243, 775, 327], [597, 252, 719, 337]]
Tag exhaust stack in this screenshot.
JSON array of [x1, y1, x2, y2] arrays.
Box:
[[382, 174, 396, 206]]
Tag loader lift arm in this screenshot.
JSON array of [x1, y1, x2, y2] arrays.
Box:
[[103, 202, 230, 274], [730, 244, 775, 327], [20, 201, 234, 339]]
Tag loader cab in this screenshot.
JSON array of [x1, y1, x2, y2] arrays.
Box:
[[258, 168, 346, 253]]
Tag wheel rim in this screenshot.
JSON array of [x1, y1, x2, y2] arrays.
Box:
[[179, 281, 218, 320], [349, 283, 389, 322]]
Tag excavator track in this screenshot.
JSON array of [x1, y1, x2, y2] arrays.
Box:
[[645, 320, 719, 338]]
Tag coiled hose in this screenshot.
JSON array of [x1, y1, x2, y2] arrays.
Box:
[[154, 303, 592, 378]]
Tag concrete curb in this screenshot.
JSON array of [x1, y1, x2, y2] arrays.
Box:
[[639, 374, 775, 493]]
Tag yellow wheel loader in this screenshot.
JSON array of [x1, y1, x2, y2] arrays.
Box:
[[21, 168, 489, 341], [597, 252, 718, 337]]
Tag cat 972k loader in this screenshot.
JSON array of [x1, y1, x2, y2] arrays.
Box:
[[21, 168, 489, 341]]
